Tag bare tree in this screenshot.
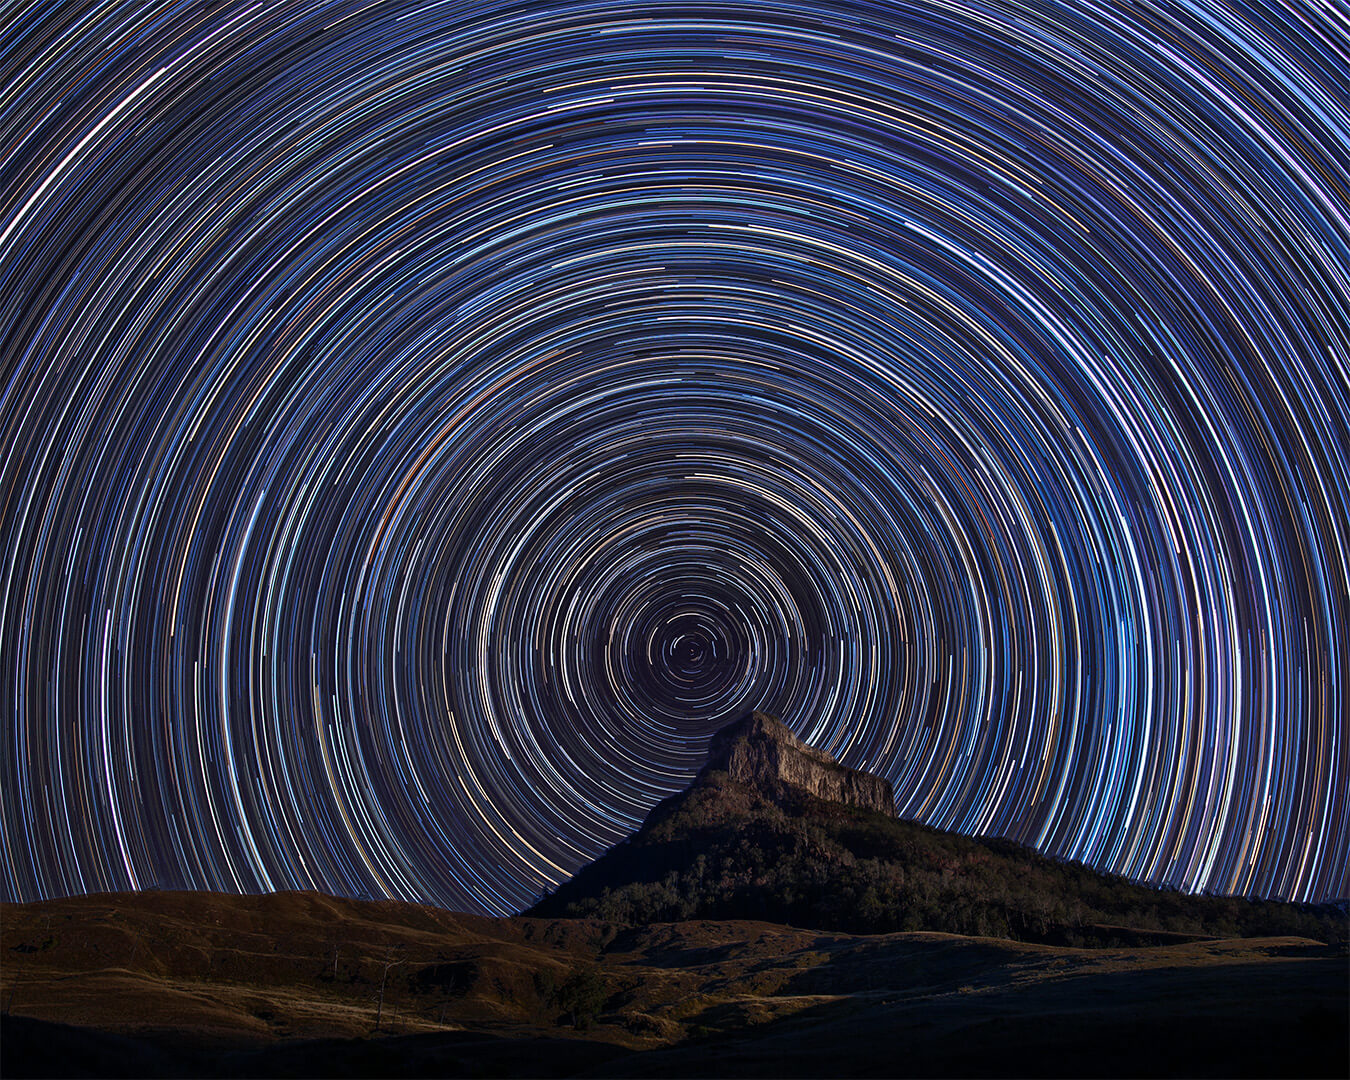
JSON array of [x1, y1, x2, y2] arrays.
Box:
[[436, 967, 460, 1026], [373, 946, 404, 1033]]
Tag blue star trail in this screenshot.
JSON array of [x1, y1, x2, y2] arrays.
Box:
[[1, 0, 1347, 915]]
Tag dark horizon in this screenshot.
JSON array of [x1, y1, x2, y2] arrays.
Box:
[[6, 708, 1348, 913]]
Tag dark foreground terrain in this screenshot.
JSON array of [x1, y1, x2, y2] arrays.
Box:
[[4, 717, 1345, 1077], [2, 889, 1346, 1078]]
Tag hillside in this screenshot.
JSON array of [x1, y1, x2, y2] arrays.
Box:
[[529, 712, 1346, 947], [2, 712, 1345, 1077], [2, 890, 1345, 1078]]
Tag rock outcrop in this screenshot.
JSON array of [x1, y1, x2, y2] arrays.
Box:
[[703, 711, 895, 816]]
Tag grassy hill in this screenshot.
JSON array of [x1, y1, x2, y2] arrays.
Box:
[[3, 890, 1345, 1077], [3, 714, 1344, 1076]]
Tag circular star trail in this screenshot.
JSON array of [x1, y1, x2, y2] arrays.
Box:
[[2, 0, 1347, 913]]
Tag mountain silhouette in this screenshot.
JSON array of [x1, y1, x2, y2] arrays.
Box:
[[528, 712, 1344, 947], [2, 712, 1344, 1078]]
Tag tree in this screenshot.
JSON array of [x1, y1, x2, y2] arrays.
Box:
[[553, 966, 606, 1029], [373, 946, 404, 1033]]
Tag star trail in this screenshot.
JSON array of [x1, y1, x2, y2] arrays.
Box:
[[2, 0, 1347, 915]]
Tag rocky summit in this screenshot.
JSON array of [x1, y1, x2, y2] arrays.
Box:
[[706, 710, 895, 816], [527, 712, 1346, 947]]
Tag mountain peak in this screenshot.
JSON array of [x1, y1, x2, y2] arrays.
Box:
[[526, 713, 1346, 950], [702, 711, 895, 816]]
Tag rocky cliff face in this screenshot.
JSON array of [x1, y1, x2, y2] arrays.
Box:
[[704, 711, 895, 816]]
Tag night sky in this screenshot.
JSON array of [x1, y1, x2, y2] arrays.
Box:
[[2, 0, 1347, 915]]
